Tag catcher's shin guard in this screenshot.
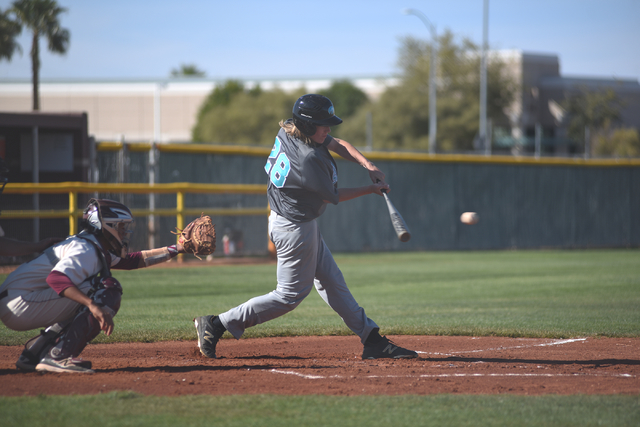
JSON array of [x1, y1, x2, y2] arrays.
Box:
[[49, 285, 122, 360], [16, 321, 71, 371]]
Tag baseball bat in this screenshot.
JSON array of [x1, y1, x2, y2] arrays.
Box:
[[380, 188, 411, 242]]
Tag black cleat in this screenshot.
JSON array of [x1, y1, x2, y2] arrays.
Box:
[[362, 336, 418, 360], [35, 354, 94, 373], [194, 315, 223, 359], [16, 351, 41, 372]]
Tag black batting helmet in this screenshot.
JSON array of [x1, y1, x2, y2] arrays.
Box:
[[292, 94, 342, 136]]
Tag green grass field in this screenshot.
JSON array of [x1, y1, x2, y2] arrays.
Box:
[[1, 249, 639, 426]]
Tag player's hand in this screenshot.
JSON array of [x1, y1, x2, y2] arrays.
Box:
[[371, 182, 390, 196], [367, 164, 386, 186], [89, 302, 115, 336]]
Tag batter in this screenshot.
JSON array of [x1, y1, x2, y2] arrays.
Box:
[[195, 94, 417, 360]]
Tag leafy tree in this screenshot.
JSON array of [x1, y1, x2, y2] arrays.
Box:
[[0, 9, 21, 60], [170, 63, 206, 78], [192, 80, 245, 141], [192, 31, 516, 152], [595, 127, 640, 158], [338, 83, 429, 151], [562, 87, 622, 156], [318, 80, 368, 119], [339, 30, 516, 152], [192, 81, 303, 145], [9, 0, 70, 110], [200, 80, 244, 108]]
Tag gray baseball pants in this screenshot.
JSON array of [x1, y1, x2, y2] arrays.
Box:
[[219, 211, 378, 344]]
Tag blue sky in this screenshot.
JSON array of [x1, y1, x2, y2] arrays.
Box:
[[0, 0, 638, 81]]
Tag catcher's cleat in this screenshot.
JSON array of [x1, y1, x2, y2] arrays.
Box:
[[16, 352, 41, 372], [194, 315, 224, 359], [15, 327, 64, 372], [16, 344, 45, 372], [362, 336, 418, 360], [35, 355, 94, 373]]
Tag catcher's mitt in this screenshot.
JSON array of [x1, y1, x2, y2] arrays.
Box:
[[173, 214, 216, 259]]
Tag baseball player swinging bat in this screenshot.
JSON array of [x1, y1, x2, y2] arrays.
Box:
[[377, 181, 411, 242]]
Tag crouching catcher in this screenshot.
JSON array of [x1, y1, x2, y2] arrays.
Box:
[[0, 198, 188, 373]]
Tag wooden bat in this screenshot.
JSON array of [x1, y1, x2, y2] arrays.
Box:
[[381, 188, 411, 242]]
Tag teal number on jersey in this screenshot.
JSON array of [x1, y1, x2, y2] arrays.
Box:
[[270, 153, 291, 187], [264, 137, 281, 173], [265, 137, 291, 188]]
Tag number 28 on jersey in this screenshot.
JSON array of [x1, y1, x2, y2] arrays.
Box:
[[264, 137, 291, 188]]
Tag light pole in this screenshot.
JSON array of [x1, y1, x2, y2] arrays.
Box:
[[403, 8, 437, 154], [480, 0, 489, 155], [149, 81, 166, 248]]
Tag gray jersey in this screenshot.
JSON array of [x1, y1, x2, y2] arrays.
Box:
[[265, 124, 339, 222]]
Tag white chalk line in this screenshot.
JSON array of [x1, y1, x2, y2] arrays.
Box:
[[267, 338, 638, 381], [417, 338, 588, 356], [269, 369, 636, 380]]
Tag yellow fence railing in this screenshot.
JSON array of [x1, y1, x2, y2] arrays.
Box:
[[2, 182, 269, 235], [97, 141, 640, 167]]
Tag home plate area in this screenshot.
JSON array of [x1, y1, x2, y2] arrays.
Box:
[[0, 336, 638, 396]]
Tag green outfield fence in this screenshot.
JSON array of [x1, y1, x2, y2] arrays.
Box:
[[1, 142, 639, 256]]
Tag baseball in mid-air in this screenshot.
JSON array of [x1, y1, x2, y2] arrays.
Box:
[[460, 212, 479, 225]]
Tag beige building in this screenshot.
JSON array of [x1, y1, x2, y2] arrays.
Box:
[[0, 77, 397, 143], [1, 50, 638, 153], [499, 51, 640, 154]]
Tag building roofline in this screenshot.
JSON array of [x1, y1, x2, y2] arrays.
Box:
[[0, 73, 398, 85], [539, 75, 640, 91]]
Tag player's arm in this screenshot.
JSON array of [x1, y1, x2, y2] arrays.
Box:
[[326, 137, 386, 185], [112, 243, 185, 270], [46, 271, 114, 335], [336, 182, 389, 202], [0, 236, 64, 256]]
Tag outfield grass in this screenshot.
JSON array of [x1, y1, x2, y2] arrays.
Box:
[[1, 249, 638, 426], [1, 393, 639, 427], [1, 249, 638, 345]]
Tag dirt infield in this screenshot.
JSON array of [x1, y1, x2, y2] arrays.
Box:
[[1, 258, 638, 397], [0, 336, 638, 396]]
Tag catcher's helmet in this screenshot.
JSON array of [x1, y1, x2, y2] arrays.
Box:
[[292, 94, 342, 136], [83, 198, 134, 257]]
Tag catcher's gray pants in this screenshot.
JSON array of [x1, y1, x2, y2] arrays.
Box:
[[0, 280, 93, 331], [219, 211, 378, 344], [1, 278, 121, 359]]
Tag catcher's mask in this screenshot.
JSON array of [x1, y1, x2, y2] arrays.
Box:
[[82, 198, 135, 257], [292, 94, 343, 136]]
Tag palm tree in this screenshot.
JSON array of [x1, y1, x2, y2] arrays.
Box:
[[0, 9, 22, 60], [171, 63, 206, 78], [10, 0, 70, 110]]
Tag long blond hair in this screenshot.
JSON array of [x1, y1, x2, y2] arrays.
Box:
[[279, 119, 315, 145]]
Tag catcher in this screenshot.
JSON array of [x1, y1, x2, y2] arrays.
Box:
[[0, 199, 215, 373]]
